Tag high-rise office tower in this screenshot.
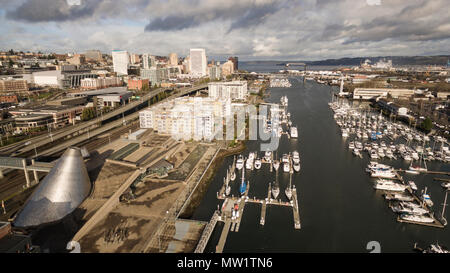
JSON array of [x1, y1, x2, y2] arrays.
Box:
[[112, 50, 129, 75], [189, 48, 207, 77]]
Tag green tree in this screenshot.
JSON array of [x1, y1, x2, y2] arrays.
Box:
[[420, 117, 433, 132], [82, 107, 95, 121]]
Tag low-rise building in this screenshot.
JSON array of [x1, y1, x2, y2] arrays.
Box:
[[0, 78, 28, 93], [353, 88, 415, 100], [0, 94, 19, 103], [96, 92, 132, 109], [128, 78, 149, 91], [376, 99, 408, 116], [10, 105, 84, 132]]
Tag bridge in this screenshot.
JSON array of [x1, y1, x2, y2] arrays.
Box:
[[0, 157, 54, 188]]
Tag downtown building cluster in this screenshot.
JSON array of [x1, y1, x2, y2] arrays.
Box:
[[112, 48, 238, 87]]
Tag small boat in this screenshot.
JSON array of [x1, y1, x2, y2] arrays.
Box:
[[371, 169, 396, 179], [246, 157, 253, 170], [225, 179, 231, 196], [421, 193, 433, 207], [230, 170, 236, 181], [392, 203, 428, 215], [273, 160, 280, 171], [384, 193, 414, 202], [293, 162, 300, 172], [236, 155, 244, 170], [408, 181, 418, 191], [290, 127, 298, 138], [400, 214, 434, 223], [264, 151, 272, 162], [373, 180, 407, 192], [370, 150, 378, 159], [292, 151, 300, 164], [285, 172, 293, 200], [441, 182, 450, 190], [254, 158, 262, 170], [353, 149, 361, 157], [283, 162, 290, 173], [272, 182, 280, 199], [239, 167, 247, 196]]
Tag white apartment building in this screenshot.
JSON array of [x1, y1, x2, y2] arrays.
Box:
[[139, 97, 231, 141], [189, 49, 207, 77], [112, 50, 129, 75], [208, 81, 248, 101], [142, 54, 156, 69]]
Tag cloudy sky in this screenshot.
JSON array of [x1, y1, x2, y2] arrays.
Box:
[[0, 0, 449, 61]]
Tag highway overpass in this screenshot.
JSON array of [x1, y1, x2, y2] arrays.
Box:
[[2, 84, 208, 157]]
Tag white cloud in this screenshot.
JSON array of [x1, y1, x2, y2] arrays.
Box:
[[0, 0, 449, 60]]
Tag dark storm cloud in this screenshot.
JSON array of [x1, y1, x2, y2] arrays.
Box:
[[342, 0, 450, 44], [145, 1, 283, 32], [6, 0, 104, 22]]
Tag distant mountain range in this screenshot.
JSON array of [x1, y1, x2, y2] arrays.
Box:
[[243, 56, 450, 66]]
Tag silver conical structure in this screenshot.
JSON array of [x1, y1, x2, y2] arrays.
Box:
[[13, 147, 91, 228]]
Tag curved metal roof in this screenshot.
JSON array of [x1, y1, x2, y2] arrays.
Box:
[[13, 147, 91, 228]]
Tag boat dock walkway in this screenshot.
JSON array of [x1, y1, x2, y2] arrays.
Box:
[[260, 183, 271, 226], [215, 178, 301, 252], [292, 187, 301, 229]]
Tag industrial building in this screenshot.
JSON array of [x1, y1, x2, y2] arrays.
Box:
[[10, 105, 84, 132], [353, 88, 415, 100]]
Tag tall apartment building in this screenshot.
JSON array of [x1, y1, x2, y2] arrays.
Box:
[[142, 54, 156, 69], [112, 50, 129, 76], [208, 81, 248, 101], [130, 54, 140, 65], [208, 64, 222, 80], [228, 56, 238, 71], [221, 60, 234, 77], [189, 49, 207, 77]]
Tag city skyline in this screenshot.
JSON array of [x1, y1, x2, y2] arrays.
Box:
[[0, 0, 449, 61]]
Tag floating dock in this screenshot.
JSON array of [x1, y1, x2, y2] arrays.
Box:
[[292, 187, 301, 229]]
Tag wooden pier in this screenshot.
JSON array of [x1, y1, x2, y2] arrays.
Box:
[[292, 187, 301, 229], [216, 220, 231, 253]]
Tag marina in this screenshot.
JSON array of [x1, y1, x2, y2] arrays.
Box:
[[330, 97, 449, 229], [190, 76, 450, 253]]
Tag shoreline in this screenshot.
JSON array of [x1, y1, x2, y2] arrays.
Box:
[[178, 140, 247, 219]]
